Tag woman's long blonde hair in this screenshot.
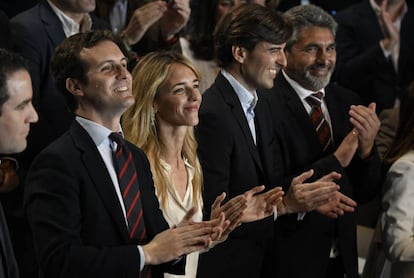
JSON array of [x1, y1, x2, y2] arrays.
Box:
[[123, 51, 203, 211]]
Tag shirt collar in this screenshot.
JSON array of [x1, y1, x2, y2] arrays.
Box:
[[282, 70, 326, 101], [48, 0, 92, 37], [109, 0, 128, 34], [76, 116, 123, 147], [160, 157, 195, 191], [221, 69, 258, 113]]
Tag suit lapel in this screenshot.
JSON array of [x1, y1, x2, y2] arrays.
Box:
[[70, 122, 130, 241], [322, 86, 342, 150], [254, 95, 274, 183], [324, 85, 353, 147], [40, 1, 66, 47], [216, 74, 264, 174]]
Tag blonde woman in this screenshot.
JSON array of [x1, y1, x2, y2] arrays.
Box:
[[123, 51, 284, 277]]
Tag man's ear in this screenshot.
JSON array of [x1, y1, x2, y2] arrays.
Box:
[[232, 45, 246, 64], [66, 78, 84, 96]]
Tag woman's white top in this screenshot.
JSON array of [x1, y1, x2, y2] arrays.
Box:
[[158, 158, 203, 278], [381, 150, 414, 277]]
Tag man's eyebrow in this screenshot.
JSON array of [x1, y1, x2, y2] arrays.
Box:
[[15, 98, 32, 109]]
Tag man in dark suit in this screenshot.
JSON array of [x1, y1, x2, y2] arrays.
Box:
[[25, 30, 221, 278], [0, 49, 38, 278], [264, 5, 382, 278], [9, 2, 107, 276], [195, 4, 355, 278], [334, 0, 414, 113]]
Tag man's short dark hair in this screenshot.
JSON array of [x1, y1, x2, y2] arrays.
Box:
[[214, 3, 292, 68], [0, 48, 29, 115], [50, 30, 130, 113]]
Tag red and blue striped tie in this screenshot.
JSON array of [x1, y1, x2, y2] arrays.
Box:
[[109, 132, 151, 277], [305, 92, 333, 152]]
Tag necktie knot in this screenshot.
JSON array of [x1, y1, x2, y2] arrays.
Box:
[[305, 92, 333, 152], [305, 92, 323, 108], [109, 132, 124, 149]]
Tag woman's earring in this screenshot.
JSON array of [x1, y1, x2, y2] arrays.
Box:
[[151, 110, 156, 126]]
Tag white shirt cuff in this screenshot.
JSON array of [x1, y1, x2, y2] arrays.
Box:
[[137, 245, 145, 271]]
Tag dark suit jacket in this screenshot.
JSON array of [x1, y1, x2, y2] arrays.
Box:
[[10, 1, 108, 170], [0, 204, 18, 278], [334, 0, 414, 113], [9, 5, 108, 276], [262, 74, 382, 278], [24, 121, 184, 278], [195, 73, 280, 278]]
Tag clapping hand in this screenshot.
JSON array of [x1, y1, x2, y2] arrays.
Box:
[[279, 170, 340, 215]]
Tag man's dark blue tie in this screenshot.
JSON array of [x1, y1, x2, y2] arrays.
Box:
[[109, 132, 151, 278]]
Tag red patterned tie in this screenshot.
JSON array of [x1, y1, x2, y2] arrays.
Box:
[[305, 92, 333, 152], [109, 132, 147, 241], [110, 133, 151, 278]]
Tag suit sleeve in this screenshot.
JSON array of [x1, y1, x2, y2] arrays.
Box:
[[278, 135, 382, 204], [297, 140, 382, 204]]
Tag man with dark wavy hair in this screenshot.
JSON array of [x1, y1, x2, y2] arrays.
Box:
[[25, 30, 224, 278], [195, 4, 354, 278]]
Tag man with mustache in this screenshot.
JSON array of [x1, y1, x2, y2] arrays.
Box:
[[263, 4, 382, 278]]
